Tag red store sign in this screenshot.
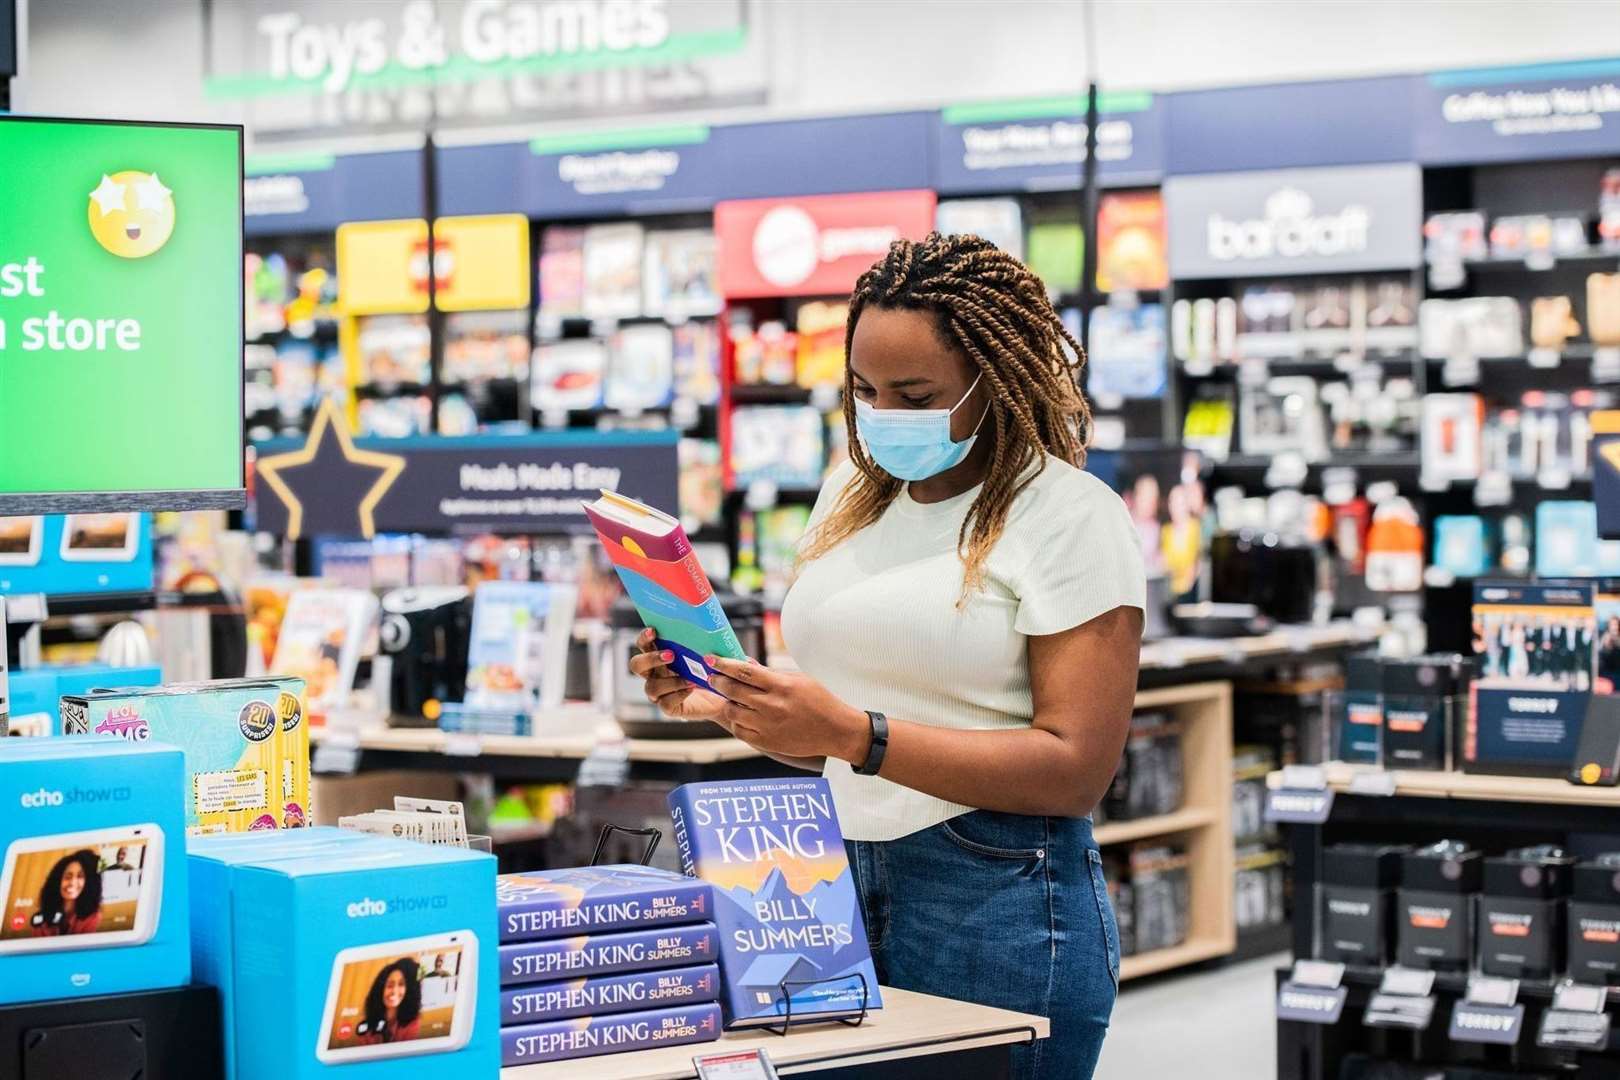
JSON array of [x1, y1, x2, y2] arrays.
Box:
[[715, 190, 938, 298]]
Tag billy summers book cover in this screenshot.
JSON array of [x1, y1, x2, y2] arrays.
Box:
[[667, 777, 882, 1027]]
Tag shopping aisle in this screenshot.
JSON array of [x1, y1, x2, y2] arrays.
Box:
[[1097, 953, 1284, 1080]]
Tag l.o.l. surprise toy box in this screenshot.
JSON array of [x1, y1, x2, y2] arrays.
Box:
[[497, 863, 713, 943], [0, 736, 191, 1005], [61, 677, 309, 833]]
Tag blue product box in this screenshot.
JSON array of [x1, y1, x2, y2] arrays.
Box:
[[223, 837, 499, 1080], [188, 828, 379, 1080], [502, 1002, 722, 1066], [502, 963, 720, 1025], [0, 513, 154, 596], [501, 923, 719, 986], [5, 664, 163, 738], [0, 736, 190, 1005], [498, 863, 713, 942]]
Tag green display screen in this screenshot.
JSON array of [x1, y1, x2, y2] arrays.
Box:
[[0, 116, 244, 511]]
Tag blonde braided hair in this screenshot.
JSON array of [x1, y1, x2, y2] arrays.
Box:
[[799, 231, 1093, 599]]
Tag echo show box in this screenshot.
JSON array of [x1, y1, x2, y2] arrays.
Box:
[[0, 736, 191, 1005], [188, 832, 499, 1080]]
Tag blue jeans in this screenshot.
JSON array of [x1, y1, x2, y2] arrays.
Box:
[[848, 812, 1119, 1080]]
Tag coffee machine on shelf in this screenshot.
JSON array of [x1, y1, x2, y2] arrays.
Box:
[[378, 586, 472, 725]]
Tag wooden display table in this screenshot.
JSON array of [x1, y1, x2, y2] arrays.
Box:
[[500, 987, 1046, 1080], [310, 706, 766, 783]]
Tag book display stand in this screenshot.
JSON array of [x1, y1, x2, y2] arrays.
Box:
[[766, 973, 872, 1036]]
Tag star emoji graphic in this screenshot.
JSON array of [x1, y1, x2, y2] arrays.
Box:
[[90, 174, 126, 216], [134, 173, 171, 211], [255, 400, 405, 540]]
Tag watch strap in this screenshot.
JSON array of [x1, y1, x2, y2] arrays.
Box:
[[857, 710, 889, 776]]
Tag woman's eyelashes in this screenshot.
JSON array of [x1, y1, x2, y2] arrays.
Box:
[[851, 384, 934, 408]]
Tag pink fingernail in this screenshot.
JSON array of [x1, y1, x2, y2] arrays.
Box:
[[661, 651, 675, 662]]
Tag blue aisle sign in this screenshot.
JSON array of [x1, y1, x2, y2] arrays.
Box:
[[244, 149, 425, 236], [1165, 76, 1415, 175], [438, 113, 934, 219], [932, 92, 1165, 194], [252, 408, 678, 537], [1415, 58, 1620, 164]]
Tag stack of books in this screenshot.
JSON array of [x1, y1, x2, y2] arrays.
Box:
[[497, 864, 723, 1067]]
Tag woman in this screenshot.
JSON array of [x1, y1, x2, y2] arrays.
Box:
[[632, 233, 1144, 1079], [357, 958, 422, 1045], [32, 849, 104, 937]]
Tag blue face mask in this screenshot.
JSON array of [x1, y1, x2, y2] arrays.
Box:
[[854, 374, 987, 482]]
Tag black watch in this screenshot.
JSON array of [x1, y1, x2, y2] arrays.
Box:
[[856, 711, 889, 776]]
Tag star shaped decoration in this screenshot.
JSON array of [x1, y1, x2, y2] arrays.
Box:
[[134, 173, 171, 212], [89, 175, 126, 216], [255, 400, 406, 540]]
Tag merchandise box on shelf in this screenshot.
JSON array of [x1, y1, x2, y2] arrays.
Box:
[[61, 677, 311, 833], [0, 513, 154, 597], [0, 737, 191, 1005], [6, 663, 162, 737], [192, 831, 498, 1080]]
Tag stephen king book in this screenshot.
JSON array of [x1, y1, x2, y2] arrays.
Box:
[[502, 1002, 721, 1066], [499, 923, 718, 987], [667, 777, 882, 1027], [501, 964, 719, 1025], [498, 864, 713, 943]]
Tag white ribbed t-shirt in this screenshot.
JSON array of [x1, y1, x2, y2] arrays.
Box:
[[779, 455, 1147, 842]]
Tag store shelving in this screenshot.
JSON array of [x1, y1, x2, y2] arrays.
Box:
[[1094, 806, 1216, 846], [1114, 680, 1236, 983]]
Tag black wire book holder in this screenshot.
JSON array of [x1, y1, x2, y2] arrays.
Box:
[[589, 823, 662, 867], [764, 972, 871, 1036]]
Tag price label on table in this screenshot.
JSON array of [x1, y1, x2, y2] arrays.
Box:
[[1594, 347, 1620, 384], [1364, 967, 1437, 1030], [1277, 982, 1348, 1025], [311, 745, 360, 776], [443, 733, 483, 758], [1348, 770, 1398, 797], [1449, 1001, 1526, 1045], [1265, 787, 1334, 825], [1528, 347, 1561, 369], [1537, 982, 1612, 1050], [694, 1049, 781, 1079]]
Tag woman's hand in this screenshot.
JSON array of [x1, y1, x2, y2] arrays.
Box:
[[705, 656, 870, 765], [627, 629, 726, 723]]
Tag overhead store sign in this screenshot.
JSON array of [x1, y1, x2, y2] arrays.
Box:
[[1164, 76, 1414, 175], [1164, 164, 1422, 279], [437, 111, 934, 219], [244, 150, 425, 236], [1415, 58, 1620, 164], [714, 190, 936, 299], [934, 92, 1165, 194], [253, 406, 678, 537], [206, 0, 768, 142]]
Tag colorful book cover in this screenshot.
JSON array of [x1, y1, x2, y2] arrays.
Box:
[[1096, 190, 1169, 293], [464, 580, 577, 713], [582, 222, 645, 320], [730, 405, 826, 490], [531, 338, 607, 412], [502, 964, 719, 1025], [500, 923, 718, 986], [1470, 580, 1594, 776], [643, 229, 721, 320], [538, 226, 586, 318], [497, 864, 713, 942], [605, 323, 676, 412], [667, 777, 882, 1027], [583, 492, 745, 691], [794, 300, 848, 390], [268, 587, 377, 718], [673, 321, 722, 406], [502, 1002, 721, 1066]]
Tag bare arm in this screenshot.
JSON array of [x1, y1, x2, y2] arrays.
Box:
[[706, 604, 1143, 818]]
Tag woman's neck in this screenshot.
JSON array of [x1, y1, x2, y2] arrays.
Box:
[[907, 434, 995, 504]]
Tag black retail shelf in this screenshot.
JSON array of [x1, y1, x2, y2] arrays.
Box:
[[40, 590, 159, 617], [729, 383, 822, 405], [354, 381, 431, 398], [1208, 453, 1423, 489], [1434, 248, 1620, 271], [1232, 921, 1294, 965]]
